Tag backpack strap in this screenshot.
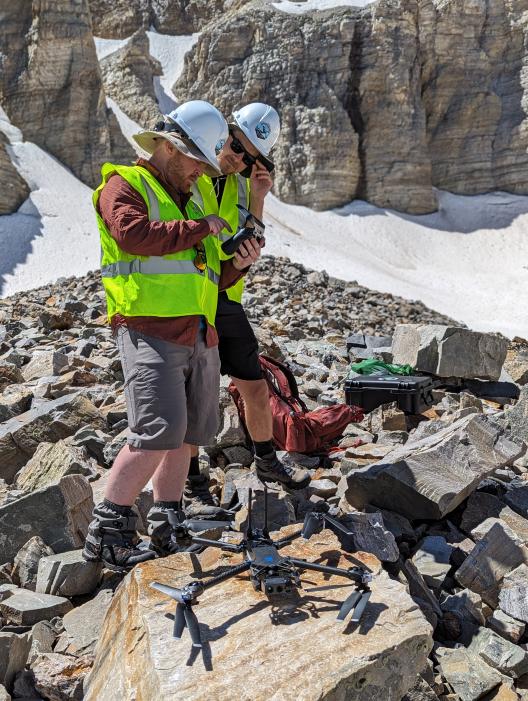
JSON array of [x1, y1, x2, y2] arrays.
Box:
[[259, 355, 309, 413]]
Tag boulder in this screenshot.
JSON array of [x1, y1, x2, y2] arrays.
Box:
[[411, 536, 453, 591], [438, 647, 501, 701], [233, 472, 295, 531], [455, 521, 528, 608], [32, 652, 91, 701], [0, 475, 93, 562], [15, 440, 98, 493], [391, 325, 508, 380], [499, 564, 528, 624], [0, 393, 105, 483], [57, 589, 114, 657], [12, 537, 54, 591], [468, 627, 528, 679], [0, 590, 72, 626], [344, 414, 522, 520], [85, 529, 433, 701], [21, 349, 69, 382], [36, 550, 101, 597], [0, 629, 31, 689], [488, 608, 526, 644]]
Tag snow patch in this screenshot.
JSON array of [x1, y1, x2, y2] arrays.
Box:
[[272, 0, 376, 14], [93, 35, 132, 60], [0, 113, 98, 298], [146, 30, 200, 114]]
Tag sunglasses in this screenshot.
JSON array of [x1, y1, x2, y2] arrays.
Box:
[[228, 129, 258, 168], [194, 242, 207, 272]]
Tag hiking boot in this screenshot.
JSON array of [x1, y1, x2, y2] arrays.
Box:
[[147, 503, 193, 557], [182, 473, 233, 520], [255, 452, 311, 490], [82, 502, 155, 574]]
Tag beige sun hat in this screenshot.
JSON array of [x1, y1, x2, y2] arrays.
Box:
[[132, 131, 222, 175]]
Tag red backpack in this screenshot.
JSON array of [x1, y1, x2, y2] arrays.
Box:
[[229, 355, 364, 454]]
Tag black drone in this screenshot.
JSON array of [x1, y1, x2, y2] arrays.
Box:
[[150, 487, 373, 648]]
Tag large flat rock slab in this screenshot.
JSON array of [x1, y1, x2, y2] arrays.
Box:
[[85, 529, 433, 701], [345, 414, 523, 520]]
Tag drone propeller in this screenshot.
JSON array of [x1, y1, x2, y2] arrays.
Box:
[[184, 518, 233, 532], [151, 582, 204, 647], [301, 512, 324, 540], [181, 603, 202, 647], [150, 581, 186, 602], [337, 589, 371, 624]]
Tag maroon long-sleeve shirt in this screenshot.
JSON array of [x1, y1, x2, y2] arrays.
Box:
[[97, 159, 245, 347]]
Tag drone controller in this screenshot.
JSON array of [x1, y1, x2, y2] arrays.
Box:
[[221, 204, 265, 256]]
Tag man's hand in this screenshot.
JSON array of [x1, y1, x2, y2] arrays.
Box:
[[204, 215, 232, 236], [249, 161, 273, 202], [232, 236, 263, 270]]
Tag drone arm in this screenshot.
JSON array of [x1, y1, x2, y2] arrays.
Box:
[[322, 514, 354, 537], [190, 536, 243, 552], [287, 557, 368, 584], [273, 528, 305, 550], [201, 560, 252, 592]]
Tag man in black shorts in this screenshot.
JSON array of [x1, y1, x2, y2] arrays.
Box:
[[187, 103, 310, 517]]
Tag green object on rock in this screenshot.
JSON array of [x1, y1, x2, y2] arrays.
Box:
[[349, 358, 415, 376]]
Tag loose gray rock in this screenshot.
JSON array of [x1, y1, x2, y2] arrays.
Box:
[[0, 629, 31, 689], [456, 521, 528, 607], [391, 325, 508, 380], [341, 511, 399, 563], [58, 589, 114, 657], [439, 647, 501, 701], [499, 564, 528, 624], [0, 590, 72, 626], [0, 475, 93, 562], [15, 440, 98, 493], [468, 626, 528, 678], [0, 393, 105, 483], [36, 551, 102, 597], [412, 536, 453, 591], [32, 652, 91, 701], [488, 608, 526, 644], [12, 537, 54, 591]]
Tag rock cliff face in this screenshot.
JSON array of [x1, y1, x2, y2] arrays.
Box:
[[88, 0, 251, 38], [419, 0, 528, 196], [0, 134, 29, 215], [174, 0, 528, 213], [100, 30, 162, 126], [0, 0, 132, 188]]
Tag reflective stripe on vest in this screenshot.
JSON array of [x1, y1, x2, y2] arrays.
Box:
[[101, 258, 220, 285]]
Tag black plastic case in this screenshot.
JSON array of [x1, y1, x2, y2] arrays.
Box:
[[344, 374, 435, 414]]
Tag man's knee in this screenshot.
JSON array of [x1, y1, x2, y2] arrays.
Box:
[[236, 378, 269, 409]]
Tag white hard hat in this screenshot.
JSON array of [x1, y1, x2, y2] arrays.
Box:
[[133, 100, 228, 174], [231, 103, 280, 168]]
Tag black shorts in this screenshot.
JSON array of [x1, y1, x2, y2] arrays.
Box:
[[216, 293, 263, 381]]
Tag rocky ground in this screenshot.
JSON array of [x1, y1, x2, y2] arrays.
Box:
[[0, 256, 527, 699]]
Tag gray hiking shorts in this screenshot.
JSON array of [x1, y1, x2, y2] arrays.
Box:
[[115, 326, 221, 450]]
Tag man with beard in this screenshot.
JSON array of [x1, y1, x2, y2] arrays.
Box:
[[83, 101, 262, 572]]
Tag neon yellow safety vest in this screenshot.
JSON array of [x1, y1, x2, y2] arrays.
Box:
[[193, 174, 250, 304], [93, 163, 221, 326]]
